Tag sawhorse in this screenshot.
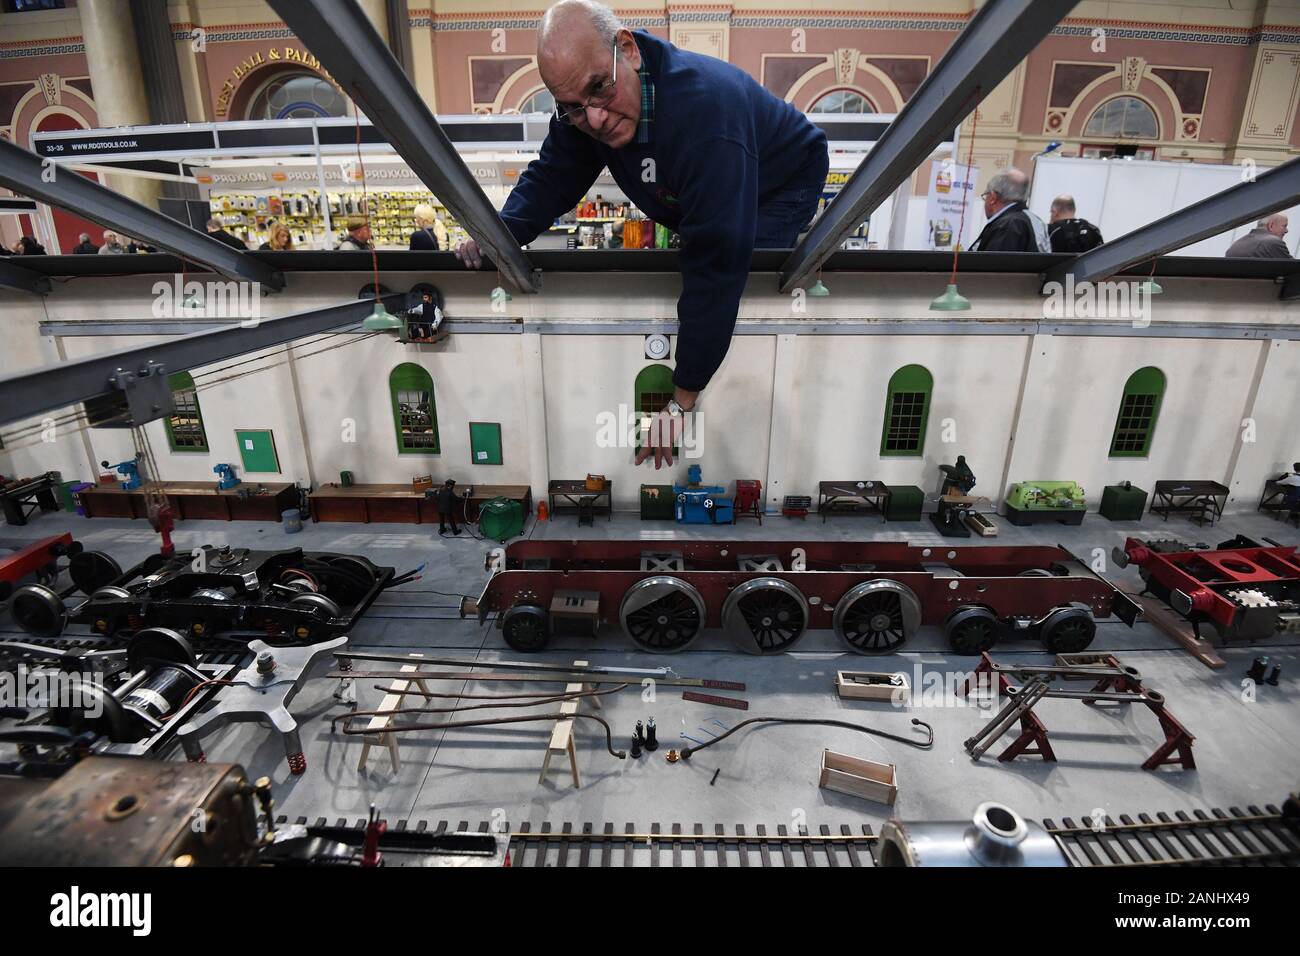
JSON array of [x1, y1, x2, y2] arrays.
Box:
[[357, 655, 434, 773], [539, 659, 601, 788]]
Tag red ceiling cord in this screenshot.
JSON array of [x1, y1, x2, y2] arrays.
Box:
[[949, 86, 981, 286], [353, 103, 382, 298]]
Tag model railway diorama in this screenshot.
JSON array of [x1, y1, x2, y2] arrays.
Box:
[[461, 539, 1145, 655], [6, 545, 402, 646]]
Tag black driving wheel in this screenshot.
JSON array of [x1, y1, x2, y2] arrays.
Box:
[[834, 582, 920, 653], [314, 556, 377, 605], [620, 577, 705, 653], [10, 584, 66, 638], [68, 550, 122, 595], [1041, 608, 1097, 653], [501, 605, 550, 652], [737, 591, 803, 651], [945, 606, 1000, 655]]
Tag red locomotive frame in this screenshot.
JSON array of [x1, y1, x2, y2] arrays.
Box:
[[462, 539, 1141, 656], [1113, 536, 1300, 642]]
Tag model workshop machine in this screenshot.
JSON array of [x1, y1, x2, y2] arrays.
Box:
[[1113, 534, 1300, 642], [462, 539, 1140, 655]]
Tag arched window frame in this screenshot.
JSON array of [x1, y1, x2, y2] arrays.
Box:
[[165, 371, 209, 453], [390, 363, 440, 454], [1109, 366, 1165, 458], [634, 364, 677, 454], [880, 364, 933, 457], [519, 87, 555, 114], [808, 87, 876, 114], [1083, 95, 1160, 140]]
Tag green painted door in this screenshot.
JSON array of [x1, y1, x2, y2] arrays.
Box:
[[234, 429, 280, 473]]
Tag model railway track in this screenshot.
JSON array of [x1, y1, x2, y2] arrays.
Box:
[[1045, 805, 1300, 867], [268, 806, 1299, 867], [0, 632, 249, 668]]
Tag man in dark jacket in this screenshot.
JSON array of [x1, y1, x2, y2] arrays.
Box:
[[969, 169, 1046, 252], [72, 232, 98, 254], [436, 479, 461, 535], [1225, 214, 1292, 258], [206, 217, 247, 250], [1048, 195, 1103, 253], [453, 0, 828, 467]]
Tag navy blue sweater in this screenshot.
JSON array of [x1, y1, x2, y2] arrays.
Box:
[[499, 31, 827, 391]]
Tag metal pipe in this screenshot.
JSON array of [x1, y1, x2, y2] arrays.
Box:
[[266, 0, 539, 294]]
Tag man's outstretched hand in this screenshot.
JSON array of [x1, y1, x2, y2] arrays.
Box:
[[454, 238, 484, 269], [635, 410, 683, 470]]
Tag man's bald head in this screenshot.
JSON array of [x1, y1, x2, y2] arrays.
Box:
[[1049, 194, 1076, 223], [1261, 213, 1289, 238], [536, 1, 642, 148]]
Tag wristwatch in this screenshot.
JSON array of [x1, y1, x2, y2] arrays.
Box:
[[666, 398, 689, 417]]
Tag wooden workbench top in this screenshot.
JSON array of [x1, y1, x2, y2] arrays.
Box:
[[310, 483, 530, 499], [86, 481, 292, 497]]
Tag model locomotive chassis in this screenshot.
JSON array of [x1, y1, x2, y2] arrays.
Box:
[[14, 547, 395, 646], [464, 540, 1142, 655], [1116, 537, 1300, 642]]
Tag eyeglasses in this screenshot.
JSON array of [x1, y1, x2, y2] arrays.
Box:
[[555, 40, 620, 126]]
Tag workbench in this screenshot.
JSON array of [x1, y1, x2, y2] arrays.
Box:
[[548, 480, 612, 522], [309, 483, 531, 524], [1258, 476, 1300, 515], [818, 480, 889, 523], [1150, 479, 1229, 526], [77, 481, 297, 522], [0, 472, 61, 526]]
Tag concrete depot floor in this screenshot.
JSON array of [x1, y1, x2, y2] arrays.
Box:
[[2, 506, 1298, 837]]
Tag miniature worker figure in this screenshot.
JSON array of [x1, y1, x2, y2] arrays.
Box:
[[452, 0, 829, 468], [437, 479, 461, 536]]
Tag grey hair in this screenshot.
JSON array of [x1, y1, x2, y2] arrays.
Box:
[[1050, 194, 1076, 214], [987, 171, 1028, 203], [540, 0, 624, 47]]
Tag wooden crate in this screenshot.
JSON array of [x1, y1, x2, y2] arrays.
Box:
[[819, 750, 898, 806], [835, 670, 910, 704]]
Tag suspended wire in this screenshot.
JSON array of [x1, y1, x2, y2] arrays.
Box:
[[193, 330, 385, 394], [948, 85, 981, 286]]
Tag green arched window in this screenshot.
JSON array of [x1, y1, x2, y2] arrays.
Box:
[[635, 364, 676, 452], [165, 371, 208, 452], [390, 363, 439, 454], [1109, 366, 1165, 457], [880, 364, 932, 456]]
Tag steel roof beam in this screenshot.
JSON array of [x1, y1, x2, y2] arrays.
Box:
[[778, 0, 1077, 292], [0, 257, 50, 295], [0, 139, 284, 292], [0, 294, 404, 428], [1041, 157, 1300, 289], [267, 0, 539, 294]]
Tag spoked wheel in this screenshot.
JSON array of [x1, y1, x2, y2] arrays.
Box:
[[832, 580, 921, 654], [1040, 606, 1097, 653], [501, 605, 550, 652], [9, 584, 67, 638], [620, 576, 706, 653], [721, 578, 809, 655], [944, 606, 1000, 655], [313, 555, 377, 605]]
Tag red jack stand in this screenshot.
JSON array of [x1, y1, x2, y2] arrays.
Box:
[[147, 502, 175, 557], [362, 805, 385, 867]]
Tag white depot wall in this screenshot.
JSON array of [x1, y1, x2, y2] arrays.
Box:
[[1006, 335, 1268, 509], [1230, 338, 1300, 500], [297, 332, 533, 486], [782, 334, 1031, 495], [541, 333, 777, 508]]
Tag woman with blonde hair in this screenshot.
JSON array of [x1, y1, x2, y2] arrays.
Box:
[[409, 203, 441, 250], [259, 223, 294, 251]]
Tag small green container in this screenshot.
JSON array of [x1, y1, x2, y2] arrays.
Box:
[[884, 485, 925, 521], [1100, 484, 1148, 521], [479, 497, 524, 541], [640, 484, 674, 520]]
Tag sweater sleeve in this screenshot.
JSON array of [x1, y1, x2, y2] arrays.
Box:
[[669, 135, 758, 392], [498, 119, 605, 246]]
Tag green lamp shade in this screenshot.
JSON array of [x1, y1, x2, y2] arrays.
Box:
[[490, 286, 513, 304], [807, 279, 830, 297], [1141, 278, 1163, 295], [479, 497, 523, 541], [362, 301, 402, 332], [930, 283, 972, 311], [181, 293, 203, 313]]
